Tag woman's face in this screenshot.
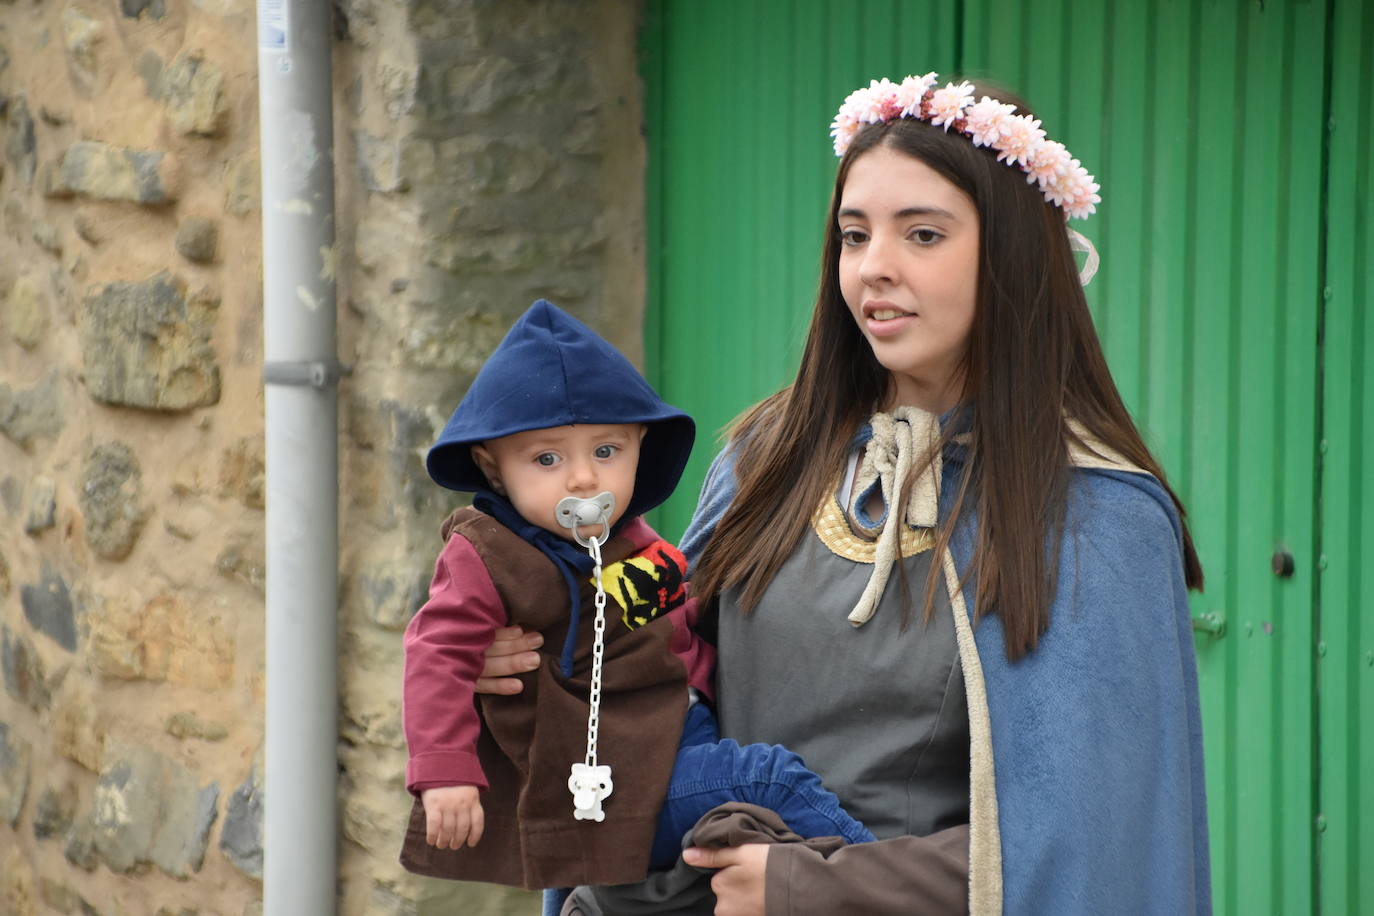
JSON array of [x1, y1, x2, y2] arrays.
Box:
[[837, 145, 979, 412]]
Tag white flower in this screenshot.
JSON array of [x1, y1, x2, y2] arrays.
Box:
[[963, 96, 1018, 147], [927, 80, 975, 129], [993, 114, 1046, 167]]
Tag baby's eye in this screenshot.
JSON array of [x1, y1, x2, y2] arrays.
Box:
[[839, 228, 868, 246], [535, 453, 560, 467], [594, 444, 619, 459]]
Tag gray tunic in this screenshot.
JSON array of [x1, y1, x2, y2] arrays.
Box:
[[716, 490, 971, 840]]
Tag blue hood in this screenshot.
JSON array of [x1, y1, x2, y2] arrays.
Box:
[[427, 300, 695, 521]]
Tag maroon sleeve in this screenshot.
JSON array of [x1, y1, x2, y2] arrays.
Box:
[[402, 534, 507, 794], [765, 825, 970, 916], [666, 595, 717, 703]]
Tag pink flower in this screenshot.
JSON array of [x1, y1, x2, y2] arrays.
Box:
[[1025, 139, 1071, 188], [927, 80, 975, 130], [963, 96, 1018, 147], [896, 72, 938, 117], [1058, 163, 1101, 218], [993, 114, 1046, 167], [830, 116, 859, 156]]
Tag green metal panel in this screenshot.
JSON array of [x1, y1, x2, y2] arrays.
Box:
[[643, 1, 1347, 912], [643, 0, 961, 538], [1318, 0, 1374, 911], [960, 7, 1327, 913]]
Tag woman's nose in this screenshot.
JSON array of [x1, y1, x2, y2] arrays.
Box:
[[859, 234, 896, 286]]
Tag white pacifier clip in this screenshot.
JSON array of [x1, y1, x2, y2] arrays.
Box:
[[556, 493, 616, 822]]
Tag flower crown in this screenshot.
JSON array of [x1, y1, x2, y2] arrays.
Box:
[[829, 73, 1101, 220]]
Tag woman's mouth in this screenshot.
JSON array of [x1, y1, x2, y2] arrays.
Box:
[[862, 302, 917, 336]]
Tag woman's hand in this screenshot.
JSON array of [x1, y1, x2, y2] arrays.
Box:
[[684, 844, 769, 916], [476, 626, 542, 694]]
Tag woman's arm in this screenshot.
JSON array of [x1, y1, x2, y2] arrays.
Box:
[[688, 827, 970, 916]]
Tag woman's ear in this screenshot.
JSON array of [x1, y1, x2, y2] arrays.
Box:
[[470, 444, 504, 494]]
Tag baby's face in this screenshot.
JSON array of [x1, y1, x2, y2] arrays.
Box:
[[472, 423, 644, 541]]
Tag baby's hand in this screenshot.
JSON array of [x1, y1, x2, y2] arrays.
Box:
[[421, 785, 484, 849]]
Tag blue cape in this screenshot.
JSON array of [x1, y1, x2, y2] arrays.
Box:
[[679, 429, 1211, 914]]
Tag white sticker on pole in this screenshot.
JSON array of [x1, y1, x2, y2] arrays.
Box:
[[259, 0, 289, 51]]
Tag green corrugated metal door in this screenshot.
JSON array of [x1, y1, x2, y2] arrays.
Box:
[[643, 2, 1369, 913], [1318, 1, 1374, 912]]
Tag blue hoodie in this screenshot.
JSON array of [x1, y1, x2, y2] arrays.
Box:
[[426, 300, 696, 675], [427, 299, 694, 520]]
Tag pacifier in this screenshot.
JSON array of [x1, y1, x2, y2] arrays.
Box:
[[557, 490, 618, 821], [555, 492, 615, 547]]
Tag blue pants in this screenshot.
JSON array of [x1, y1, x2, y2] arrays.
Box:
[[544, 702, 873, 914]]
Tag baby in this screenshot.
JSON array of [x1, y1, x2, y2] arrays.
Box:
[[399, 300, 872, 892]]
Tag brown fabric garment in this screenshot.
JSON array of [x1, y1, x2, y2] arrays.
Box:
[[562, 803, 847, 916], [401, 508, 690, 889], [563, 803, 969, 916], [766, 821, 970, 915]]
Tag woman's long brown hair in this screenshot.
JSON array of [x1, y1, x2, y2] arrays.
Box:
[[690, 88, 1203, 661]]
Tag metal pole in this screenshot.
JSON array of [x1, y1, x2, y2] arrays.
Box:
[[256, 1, 339, 912]]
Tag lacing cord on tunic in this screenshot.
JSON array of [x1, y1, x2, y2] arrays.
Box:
[[847, 407, 943, 627]]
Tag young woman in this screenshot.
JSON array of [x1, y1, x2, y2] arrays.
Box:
[[481, 74, 1211, 915]]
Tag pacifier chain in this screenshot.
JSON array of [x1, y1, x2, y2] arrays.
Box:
[[556, 493, 616, 823]]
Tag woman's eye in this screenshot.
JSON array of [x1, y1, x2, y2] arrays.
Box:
[[535, 453, 559, 467], [839, 228, 868, 246], [594, 444, 619, 459], [911, 228, 941, 244]]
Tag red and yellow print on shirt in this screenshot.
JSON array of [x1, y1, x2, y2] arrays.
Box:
[[591, 538, 688, 629]]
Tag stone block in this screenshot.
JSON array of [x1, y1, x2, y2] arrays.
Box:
[[92, 742, 220, 877], [64, 811, 100, 870], [33, 784, 75, 840], [219, 436, 264, 508], [0, 372, 64, 449], [37, 878, 97, 915], [80, 272, 220, 410], [89, 593, 234, 688], [215, 536, 265, 593], [8, 274, 49, 348], [224, 154, 260, 214], [2, 625, 51, 708], [137, 49, 163, 97], [220, 752, 263, 878], [31, 221, 61, 254], [61, 6, 102, 90], [79, 442, 148, 560], [23, 476, 56, 534], [161, 52, 228, 136], [73, 212, 101, 245], [0, 722, 31, 827], [358, 560, 429, 631], [5, 96, 35, 185], [51, 678, 103, 772], [19, 564, 77, 653], [175, 216, 218, 262], [0, 846, 35, 916], [51, 141, 179, 204], [165, 711, 228, 742], [119, 0, 166, 19], [354, 130, 406, 192]]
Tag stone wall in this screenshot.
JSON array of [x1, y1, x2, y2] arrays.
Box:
[[0, 1, 646, 913]]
